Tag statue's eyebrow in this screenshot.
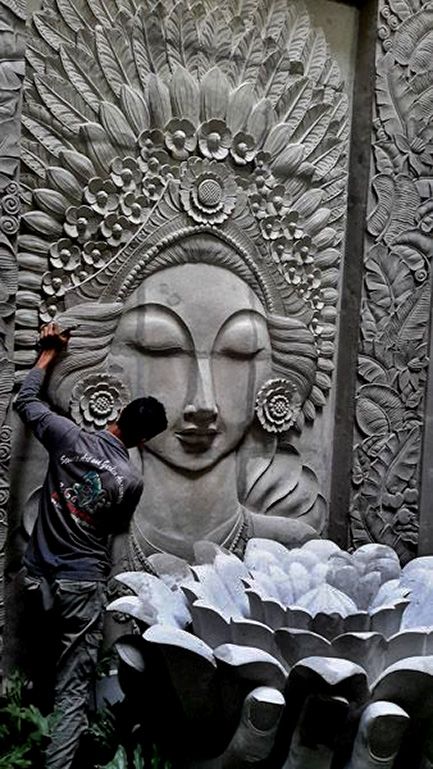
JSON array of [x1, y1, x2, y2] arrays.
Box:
[[217, 309, 268, 333]]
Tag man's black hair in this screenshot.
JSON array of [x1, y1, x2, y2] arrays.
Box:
[[117, 396, 167, 446]]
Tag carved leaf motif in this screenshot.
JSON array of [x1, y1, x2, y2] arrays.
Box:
[[231, 27, 264, 86], [20, 147, 46, 178], [79, 122, 118, 172], [33, 12, 74, 53], [366, 428, 420, 498], [21, 115, 72, 160], [132, 29, 151, 89], [0, 361, 14, 427], [254, 0, 288, 42], [284, 5, 310, 63], [95, 25, 138, 98], [246, 98, 276, 143], [34, 74, 93, 133], [388, 0, 411, 21], [60, 149, 96, 183], [301, 28, 327, 84], [373, 144, 396, 176], [165, 2, 198, 72], [200, 67, 230, 121], [21, 211, 63, 237], [79, 0, 111, 26], [256, 50, 293, 105], [311, 140, 343, 181], [60, 44, 107, 113], [0, 0, 26, 19], [358, 356, 389, 385], [271, 144, 304, 177], [289, 103, 332, 158], [0, 238, 18, 295], [364, 245, 413, 317], [147, 73, 172, 127], [56, 0, 95, 33], [393, 9, 433, 72], [170, 66, 200, 123], [356, 385, 404, 437], [378, 283, 430, 348], [412, 85, 433, 122], [120, 85, 150, 135], [376, 54, 413, 136], [391, 243, 425, 272], [368, 174, 419, 245], [100, 101, 137, 144], [226, 83, 255, 134], [275, 77, 313, 132], [33, 189, 69, 218]]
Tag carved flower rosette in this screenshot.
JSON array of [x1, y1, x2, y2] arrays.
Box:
[[70, 373, 130, 430], [179, 158, 238, 224], [255, 378, 302, 433]]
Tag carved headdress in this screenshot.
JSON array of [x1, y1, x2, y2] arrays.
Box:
[[17, 0, 348, 428]]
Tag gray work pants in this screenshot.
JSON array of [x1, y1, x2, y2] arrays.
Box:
[[24, 575, 106, 769]]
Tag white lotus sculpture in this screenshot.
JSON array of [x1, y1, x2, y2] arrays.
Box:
[[108, 540, 433, 768]]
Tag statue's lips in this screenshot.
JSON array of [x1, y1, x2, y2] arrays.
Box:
[[175, 429, 219, 450]]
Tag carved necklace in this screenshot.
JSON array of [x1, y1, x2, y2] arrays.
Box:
[[127, 507, 251, 573]]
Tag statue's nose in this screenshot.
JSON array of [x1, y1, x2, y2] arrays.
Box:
[[184, 356, 218, 423]]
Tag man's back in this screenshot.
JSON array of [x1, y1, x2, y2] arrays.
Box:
[[15, 368, 143, 580]]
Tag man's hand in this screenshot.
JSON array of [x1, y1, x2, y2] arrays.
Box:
[[35, 322, 72, 370]]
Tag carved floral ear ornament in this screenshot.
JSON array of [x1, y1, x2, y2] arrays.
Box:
[[17, 0, 349, 429], [70, 372, 130, 431], [255, 378, 302, 433]]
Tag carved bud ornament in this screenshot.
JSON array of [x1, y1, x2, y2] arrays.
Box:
[[17, 0, 349, 433]]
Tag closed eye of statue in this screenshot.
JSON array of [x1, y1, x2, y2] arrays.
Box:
[[124, 340, 191, 356]]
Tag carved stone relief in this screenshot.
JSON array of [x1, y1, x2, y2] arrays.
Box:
[[11, 0, 351, 569], [351, 0, 433, 564], [0, 0, 25, 668]]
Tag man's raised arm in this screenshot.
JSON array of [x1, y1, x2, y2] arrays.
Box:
[[15, 322, 79, 451]]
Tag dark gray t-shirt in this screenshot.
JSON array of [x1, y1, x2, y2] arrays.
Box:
[[15, 368, 143, 580]]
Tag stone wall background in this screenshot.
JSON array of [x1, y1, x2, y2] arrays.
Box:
[[4, 0, 433, 674], [0, 0, 25, 674]]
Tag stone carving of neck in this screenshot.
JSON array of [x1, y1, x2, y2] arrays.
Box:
[[132, 450, 242, 561]]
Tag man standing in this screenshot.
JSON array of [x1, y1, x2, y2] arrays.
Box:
[[15, 322, 167, 769]]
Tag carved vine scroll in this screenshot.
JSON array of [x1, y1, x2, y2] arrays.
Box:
[[351, 0, 433, 563], [0, 0, 25, 668]]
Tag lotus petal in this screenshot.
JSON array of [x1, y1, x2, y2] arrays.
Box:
[[302, 539, 341, 561], [371, 601, 409, 639], [230, 618, 277, 656], [310, 612, 345, 641], [370, 579, 409, 610], [214, 643, 287, 691], [297, 584, 358, 618], [190, 602, 231, 647], [191, 563, 244, 619], [332, 632, 388, 683], [144, 624, 216, 666], [387, 630, 432, 667], [276, 628, 331, 668]]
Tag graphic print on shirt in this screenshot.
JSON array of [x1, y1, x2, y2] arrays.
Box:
[[51, 471, 108, 529]]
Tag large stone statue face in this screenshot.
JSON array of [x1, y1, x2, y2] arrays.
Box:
[[109, 263, 272, 471]]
